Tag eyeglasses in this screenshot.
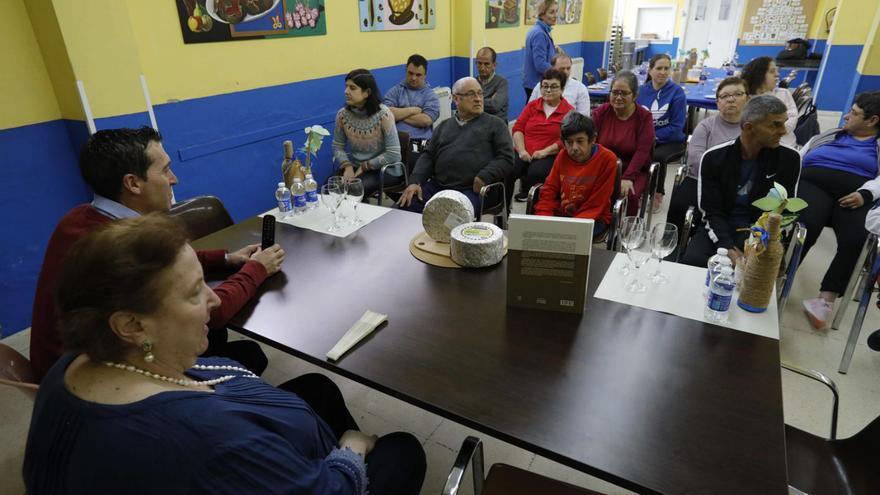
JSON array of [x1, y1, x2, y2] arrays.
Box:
[[541, 84, 561, 91], [610, 90, 632, 97], [718, 91, 746, 101], [455, 90, 484, 99]]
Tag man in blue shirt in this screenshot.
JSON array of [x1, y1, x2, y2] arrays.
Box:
[[383, 54, 441, 171]]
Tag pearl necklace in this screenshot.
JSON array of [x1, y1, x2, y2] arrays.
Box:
[[103, 362, 258, 387]]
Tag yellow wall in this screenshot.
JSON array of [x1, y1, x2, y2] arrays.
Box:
[[582, 0, 613, 41], [827, 0, 875, 45], [808, 0, 838, 40], [856, 3, 880, 74], [475, 1, 587, 55], [2, 0, 61, 128]]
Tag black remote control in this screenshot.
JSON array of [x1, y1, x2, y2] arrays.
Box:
[[261, 215, 276, 250]]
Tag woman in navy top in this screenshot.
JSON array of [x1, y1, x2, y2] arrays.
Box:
[[636, 54, 687, 213], [23, 214, 425, 495], [798, 91, 880, 329], [522, 1, 558, 100]]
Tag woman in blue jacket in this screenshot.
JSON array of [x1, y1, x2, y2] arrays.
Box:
[[522, 1, 558, 100], [636, 53, 687, 213]]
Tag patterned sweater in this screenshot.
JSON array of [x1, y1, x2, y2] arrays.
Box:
[[332, 104, 402, 175]]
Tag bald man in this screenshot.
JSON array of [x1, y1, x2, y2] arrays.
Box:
[[475, 46, 509, 121]]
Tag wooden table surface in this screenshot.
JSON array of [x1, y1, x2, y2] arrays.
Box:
[[193, 209, 787, 495]]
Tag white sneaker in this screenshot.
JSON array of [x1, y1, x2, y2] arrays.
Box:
[[803, 297, 832, 330]]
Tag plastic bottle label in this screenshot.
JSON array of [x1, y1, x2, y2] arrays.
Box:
[[707, 287, 734, 312], [278, 198, 292, 212], [306, 190, 318, 203], [293, 194, 307, 208]]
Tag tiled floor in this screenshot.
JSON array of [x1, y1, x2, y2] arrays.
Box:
[[3, 109, 877, 495]]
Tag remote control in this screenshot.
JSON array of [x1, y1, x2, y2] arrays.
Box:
[[261, 215, 276, 250]]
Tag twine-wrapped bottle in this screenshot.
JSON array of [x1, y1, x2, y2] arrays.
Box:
[[737, 213, 784, 313]]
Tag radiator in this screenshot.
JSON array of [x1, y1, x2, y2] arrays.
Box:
[[433, 86, 452, 128], [570, 57, 585, 82]]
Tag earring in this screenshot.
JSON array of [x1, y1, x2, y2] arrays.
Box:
[[142, 341, 155, 363]]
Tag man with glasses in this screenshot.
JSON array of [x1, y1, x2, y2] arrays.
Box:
[[398, 77, 513, 214], [528, 53, 590, 115], [681, 94, 801, 268], [383, 54, 441, 171], [475, 46, 509, 121], [668, 77, 749, 248]]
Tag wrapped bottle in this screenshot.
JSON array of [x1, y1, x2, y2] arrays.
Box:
[[737, 213, 784, 313]]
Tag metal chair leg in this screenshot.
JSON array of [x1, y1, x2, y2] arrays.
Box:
[[778, 222, 806, 315], [832, 234, 876, 330], [838, 235, 880, 374], [442, 436, 485, 495]]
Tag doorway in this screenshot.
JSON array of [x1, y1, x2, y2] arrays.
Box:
[[681, 0, 745, 66]]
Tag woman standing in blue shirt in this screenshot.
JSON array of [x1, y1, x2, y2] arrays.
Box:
[[636, 54, 687, 213], [523, 1, 558, 100], [799, 91, 880, 329]]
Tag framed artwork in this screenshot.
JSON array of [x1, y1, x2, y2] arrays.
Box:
[[177, 0, 326, 44], [359, 0, 436, 32], [486, 0, 521, 29], [525, 0, 582, 25]]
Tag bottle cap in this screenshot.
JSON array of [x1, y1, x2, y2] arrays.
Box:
[[293, 178, 302, 182], [717, 248, 729, 255], [306, 174, 313, 179]]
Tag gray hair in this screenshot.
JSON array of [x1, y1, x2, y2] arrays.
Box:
[[612, 70, 639, 97], [535, 0, 558, 18], [452, 77, 479, 95], [560, 111, 596, 140], [551, 52, 572, 66], [741, 94, 788, 125]]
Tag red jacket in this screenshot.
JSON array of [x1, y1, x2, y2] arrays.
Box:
[[534, 144, 618, 225], [29, 204, 267, 381], [512, 97, 575, 154], [592, 103, 655, 181]]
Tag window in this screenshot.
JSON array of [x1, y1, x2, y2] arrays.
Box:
[[635, 6, 675, 40], [694, 0, 707, 21], [718, 0, 732, 21]]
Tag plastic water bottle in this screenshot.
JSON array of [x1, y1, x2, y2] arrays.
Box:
[[304, 173, 318, 209], [699, 69, 709, 87], [705, 248, 730, 289], [275, 182, 292, 218], [705, 266, 735, 323], [291, 178, 307, 216]]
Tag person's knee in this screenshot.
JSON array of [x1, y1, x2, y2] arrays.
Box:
[[377, 432, 426, 471]]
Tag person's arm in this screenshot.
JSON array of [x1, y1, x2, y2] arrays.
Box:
[[777, 88, 799, 135], [402, 113, 434, 127], [331, 113, 353, 169], [476, 119, 515, 185], [574, 153, 617, 220], [402, 90, 440, 128], [622, 111, 656, 180], [533, 155, 563, 216], [866, 202, 880, 235], [529, 33, 553, 75], [686, 120, 711, 178], [698, 150, 736, 249], [207, 262, 267, 329], [528, 82, 541, 102], [575, 85, 591, 116], [655, 88, 687, 143], [382, 86, 419, 122], [362, 113, 402, 170]]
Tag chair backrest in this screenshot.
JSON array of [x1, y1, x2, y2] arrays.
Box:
[[597, 68, 608, 81], [585, 72, 597, 85], [398, 130, 412, 174], [168, 195, 234, 240], [525, 183, 543, 215], [0, 343, 38, 398]]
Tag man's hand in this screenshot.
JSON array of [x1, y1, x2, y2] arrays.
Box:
[[226, 244, 259, 267], [473, 176, 486, 194], [839, 191, 865, 209], [518, 150, 532, 162], [342, 164, 356, 180], [398, 184, 423, 208], [338, 430, 377, 457], [620, 179, 635, 198], [251, 244, 285, 276], [728, 248, 744, 267]]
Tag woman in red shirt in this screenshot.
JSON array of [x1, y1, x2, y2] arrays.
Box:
[[509, 67, 575, 204], [593, 70, 655, 215], [534, 112, 618, 238]]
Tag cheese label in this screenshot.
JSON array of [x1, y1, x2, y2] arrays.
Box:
[[444, 212, 469, 231], [460, 225, 493, 239]]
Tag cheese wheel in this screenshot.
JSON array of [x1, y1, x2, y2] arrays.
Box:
[[422, 190, 475, 243], [450, 222, 504, 268]]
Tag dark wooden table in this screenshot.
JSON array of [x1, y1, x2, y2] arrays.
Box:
[[193, 209, 787, 495]]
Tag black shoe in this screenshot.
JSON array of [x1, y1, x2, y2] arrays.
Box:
[[514, 192, 528, 202], [868, 329, 880, 351]]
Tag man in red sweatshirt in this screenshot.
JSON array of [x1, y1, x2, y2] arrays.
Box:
[[534, 111, 618, 239], [30, 127, 285, 381]]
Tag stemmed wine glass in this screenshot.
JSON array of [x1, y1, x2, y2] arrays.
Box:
[[649, 223, 678, 285], [320, 183, 344, 232], [618, 216, 645, 275], [328, 176, 348, 223], [621, 224, 651, 293], [344, 178, 364, 226]]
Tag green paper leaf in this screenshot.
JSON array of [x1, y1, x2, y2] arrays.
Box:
[[752, 197, 782, 211], [786, 197, 808, 212], [773, 182, 788, 200]]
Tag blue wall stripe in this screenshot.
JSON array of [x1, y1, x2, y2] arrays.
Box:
[[815, 44, 863, 112]]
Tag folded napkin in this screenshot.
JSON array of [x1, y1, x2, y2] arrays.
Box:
[[326, 310, 388, 361]]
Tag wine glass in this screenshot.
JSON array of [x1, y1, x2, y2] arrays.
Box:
[[648, 223, 678, 285], [328, 176, 349, 222], [622, 227, 651, 293], [618, 216, 644, 275], [320, 183, 343, 232], [344, 178, 364, 226]]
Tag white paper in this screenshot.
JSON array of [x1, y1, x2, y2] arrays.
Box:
[[326, 310, 388, 361], [594, 253, 779, 340], [261, 196, 390, 238]]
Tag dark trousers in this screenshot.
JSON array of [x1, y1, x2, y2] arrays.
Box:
[[204, 327, 268, 376], [798, 167, 872, 295], [279, 374, 427, 495], [508, 155, 556, 204], [682, 225, 750, 268], [524, 86, 533, 100], [403, 180, 500, 216], [331, 168, 404, 201], [653, 141, 687, 195], [667, 176, 703, 257]]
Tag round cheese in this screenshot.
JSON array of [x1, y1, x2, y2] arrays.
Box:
[[450, 222, 504, 268], [421, 190, 475, 243]]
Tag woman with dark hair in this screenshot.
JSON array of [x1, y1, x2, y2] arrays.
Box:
[[741, 56, 798, 147], [510, 67, 574, 203], [522, 0, 559, 100], [592, 70, 655, 215], [332, 68, 403, 199], [24, 214, 426, 495], [799, 91, 880, 329], [636, 53, 687, 213], [533, 111, 618, 238]]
